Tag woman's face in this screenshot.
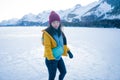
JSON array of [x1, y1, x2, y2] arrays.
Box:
[[51, 21, 60, 29]]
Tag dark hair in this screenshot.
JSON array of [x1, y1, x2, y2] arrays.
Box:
[[49, 24, 62, 37], [45, 23, 62, 36], [45, 24, 67, 45]]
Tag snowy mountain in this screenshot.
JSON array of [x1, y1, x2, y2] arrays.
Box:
[[81, 0, 120, 21], [81, 1, 113, 21], [0, 18, 19, 26], [63, 2, 100, 22], [0, 2, 100, 26], [21, 13, 39, 22], [0, 0, 120, 28]]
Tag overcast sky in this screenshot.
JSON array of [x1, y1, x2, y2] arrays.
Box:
[[0, 0, 99, 21]]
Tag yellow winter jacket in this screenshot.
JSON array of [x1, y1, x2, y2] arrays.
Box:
[[42, 30, 69, 60]]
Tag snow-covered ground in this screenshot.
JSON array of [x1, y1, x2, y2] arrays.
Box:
[[0, 27, 120, 80]]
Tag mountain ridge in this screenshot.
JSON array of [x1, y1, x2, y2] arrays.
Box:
[[0, 0, 120, 28]]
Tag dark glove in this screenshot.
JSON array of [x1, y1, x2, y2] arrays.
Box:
[[68, 50, 73, 59]]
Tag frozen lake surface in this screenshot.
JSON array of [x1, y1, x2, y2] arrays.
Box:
[[0, 27, 120, 80]]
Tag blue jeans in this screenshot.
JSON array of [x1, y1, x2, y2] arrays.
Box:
[[45, 58, 67, 80]]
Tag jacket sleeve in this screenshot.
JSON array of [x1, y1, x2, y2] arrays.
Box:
[[62, 45, 70, 56], [62, 32, 70, 56], [43, 33, 55, 60]]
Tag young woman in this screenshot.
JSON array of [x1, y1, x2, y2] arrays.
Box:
[[42, 11, 73, 80]]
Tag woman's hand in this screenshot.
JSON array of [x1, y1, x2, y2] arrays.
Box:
[[68, 50, 73, 59]]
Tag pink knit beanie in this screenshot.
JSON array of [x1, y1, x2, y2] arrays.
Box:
[[49, 11, 60, 24]]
